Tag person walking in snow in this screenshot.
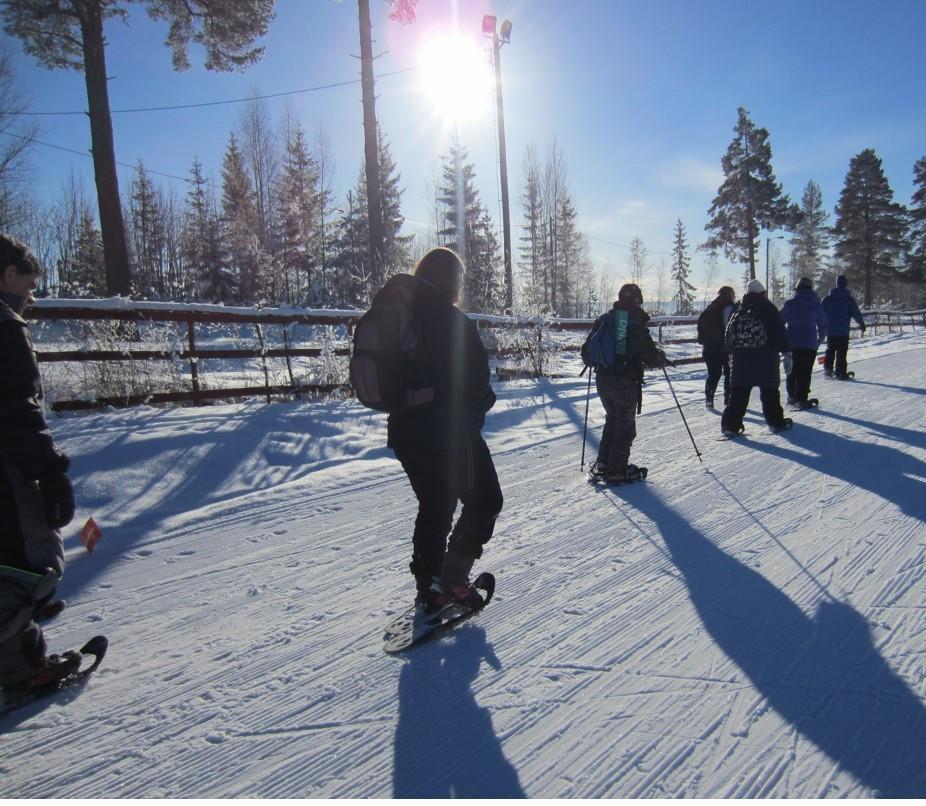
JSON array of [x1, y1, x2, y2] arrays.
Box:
[[780, 277, 828, 410], [0, 235, 80, 698], [387, 248, 502, 612], [697, 286, 736, 409], [720, 279, 794, 436], [821, 274, 866, 379], [584, 283, 667, 484]]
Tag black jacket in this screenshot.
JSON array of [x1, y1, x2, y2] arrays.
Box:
[[386, 279, 495, 451], [0, 292, 70, 491], [595, 301, 665, 382], [727, 292, 791, 388], [698, 295, 735, 352]]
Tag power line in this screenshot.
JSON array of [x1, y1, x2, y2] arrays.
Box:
[[10, 67, 419, 117], [586, 233, 673, 257]]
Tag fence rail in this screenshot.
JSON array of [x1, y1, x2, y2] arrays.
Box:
[[27, 300, 921, 412]]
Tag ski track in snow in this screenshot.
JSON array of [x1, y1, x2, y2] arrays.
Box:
[[1, 332, 925, 797]]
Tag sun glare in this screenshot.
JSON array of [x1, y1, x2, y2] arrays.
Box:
[[417, 34, 494, 123]]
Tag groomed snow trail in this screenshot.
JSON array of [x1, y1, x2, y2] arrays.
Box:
[[1, 335, 925, 797]]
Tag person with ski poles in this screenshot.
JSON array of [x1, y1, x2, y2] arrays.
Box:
[[780, 277, 828, 410], [821, 274, 866, 379], [385, 248, 502, 613], [720, 279, 794, 436], [697, 285, 736, 409], [581, 283, 669, 485], [0, 235, 81, 698]]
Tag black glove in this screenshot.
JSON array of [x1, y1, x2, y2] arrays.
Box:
[[39, 474, 75, 529]]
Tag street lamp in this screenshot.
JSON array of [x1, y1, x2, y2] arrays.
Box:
[[483, 15, 513, 312]]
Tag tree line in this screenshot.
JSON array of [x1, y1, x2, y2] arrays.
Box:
[[0, 2, 923, 314]]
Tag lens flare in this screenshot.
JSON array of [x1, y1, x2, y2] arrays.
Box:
[[417, 33, 494, 123]]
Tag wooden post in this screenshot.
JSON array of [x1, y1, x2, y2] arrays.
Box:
[[187, 319, 201, 405], [255, 323, 272, 404], [282, 325, 299, 398]]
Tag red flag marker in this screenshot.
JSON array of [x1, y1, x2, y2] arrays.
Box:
[[80, 516, 103, 554]]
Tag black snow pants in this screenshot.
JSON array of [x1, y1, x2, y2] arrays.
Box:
[[394, 435, 503, 586], [721, 385, 787, 431], [824, 335, 851, 377], [703, 348, 731, 405], [786, 348, 817, 404]]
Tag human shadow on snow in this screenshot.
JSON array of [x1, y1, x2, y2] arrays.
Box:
[[392, 624, 525, 798], [745, 421, 926, 524], [619, 487, 926, 797]]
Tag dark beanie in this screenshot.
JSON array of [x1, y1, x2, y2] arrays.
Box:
[[618, 283, 643, 305], [414, 248, 464, 296], [837, 274, 848, 288], [796, 277, 813, 291]]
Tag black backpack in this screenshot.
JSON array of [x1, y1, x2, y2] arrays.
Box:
[[697, 304, 725, 347], [725, 306, 768, 349], [349, 275, 436, 413]]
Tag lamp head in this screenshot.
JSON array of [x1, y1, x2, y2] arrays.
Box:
[[482, 15, 497, 36], [500, 19, 512, 43]]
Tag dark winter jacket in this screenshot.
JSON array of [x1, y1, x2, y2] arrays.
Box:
[[821, 287, 865, 337], [594, 301, 666, 382], [781, 288, 828, 350], [386, 278, 495, 452], [697, 295, 735, 352], [0, 292, 69, 575], [726, 292, 791, 388]]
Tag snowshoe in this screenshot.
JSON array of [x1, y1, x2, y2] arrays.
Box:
[[592, 464, 648, 486], [35, 599, 66, 622], [721, 424, 746, 438], [835, 371, 855, 380], [705, 397, 715, 410], [769, 418, 794, 434], [799, 398, 819, 410]]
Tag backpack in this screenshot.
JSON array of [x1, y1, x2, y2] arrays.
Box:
[[725, 306, 768, 349], [697, 304, 724, 347], [349, 275, 436, 413], [581, 309, 630, 370]]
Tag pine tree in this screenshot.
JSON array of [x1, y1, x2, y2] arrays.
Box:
[[908, 156, 926, 287], [62, 208, 106, 297], [833, 148, 908, 307], [787, 180, 830, 288], [221, 134, 266, 304], [182, 158, 228, 302], [275, 121, 320, 304], [129, 161, 166, 297], [331, 184, 370, 307], [377, 128, 412, 280], [517, 144, 546, 314], [1, 0, 274, 297], [704, 107, 797, 279], [671, 219, 696, 314], [436, 136, 500, 312]]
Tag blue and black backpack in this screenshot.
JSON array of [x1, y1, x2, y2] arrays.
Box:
[[581, 309, 630, 372]]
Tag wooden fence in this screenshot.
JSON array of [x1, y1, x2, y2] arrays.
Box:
[[28, 300, 921, 412]]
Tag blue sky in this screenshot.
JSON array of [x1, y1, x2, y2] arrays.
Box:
[[3, 0, 924, 301]]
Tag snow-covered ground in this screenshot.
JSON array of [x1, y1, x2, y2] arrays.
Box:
[[2, 331, 925, 797]]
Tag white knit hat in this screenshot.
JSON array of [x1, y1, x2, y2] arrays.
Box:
[[746, 279, 765, 294]]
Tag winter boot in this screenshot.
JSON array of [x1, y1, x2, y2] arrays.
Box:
[[705, 396, 715, 410], [36, 599, 66, 622], [2, 651, 81, 697], [602, 464, 647, 485], [415, 577, 449, 613], [798, 398, 819, 410], [722, 424, 745, 438], [439, 552, 484, 610], [587, 460, 611, 481], [769, 418, 794, 434]]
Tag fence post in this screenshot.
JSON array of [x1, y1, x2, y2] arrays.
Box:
[[536, 324, 544, 378], [282, 324, 299, 399], [255, 323, 272, 404], [187, 319, 201, 405]]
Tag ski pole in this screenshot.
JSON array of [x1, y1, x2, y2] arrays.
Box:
[[662, 364, 703, 463], [580, 367, 593, 470]]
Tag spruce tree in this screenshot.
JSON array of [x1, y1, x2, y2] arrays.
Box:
[[671, 219, 696, 314], [704, 107, 797, 279], [436, 137, 500, 312], [833, 148, 908, 306], [518, 145, 546, 314], [183, 158, 228, 302], [787, 180, 830, 288], [221, 134, 266, 304], [331, 184, 370, 307], [908, 156, 926, 287], [129, 161, 166, 297], [377, 129, 412, 279]]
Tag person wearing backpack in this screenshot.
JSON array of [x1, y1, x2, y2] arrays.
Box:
[[582, 283, 667, 484], [821, 274, 866, 379], [383, 248, 502, 612], [780, 277, 828, 410], [720, 279, 794, 436], [697, 286, 736, 409]]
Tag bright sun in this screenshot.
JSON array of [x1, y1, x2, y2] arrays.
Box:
[[417, 34, 494, 123]]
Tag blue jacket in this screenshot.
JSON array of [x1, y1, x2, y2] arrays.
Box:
[[781, 288, 828, 349], [821, 287, 864, 337]]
